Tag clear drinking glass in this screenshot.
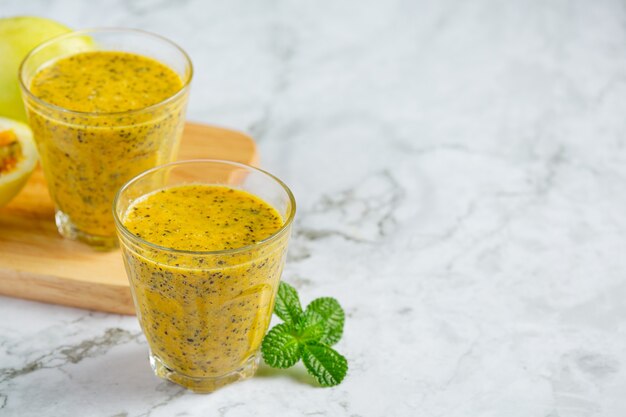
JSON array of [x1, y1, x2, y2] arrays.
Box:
[[19, 29, 193, 249], [113, 160, 296, 392]]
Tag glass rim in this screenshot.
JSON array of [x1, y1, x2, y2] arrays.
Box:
[[112, 159, 297, 256], [18, 27, 194, 118]]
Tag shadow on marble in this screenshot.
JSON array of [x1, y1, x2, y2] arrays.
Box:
[[3, 337, 187, 417], [254, 362, 314, 386], [8, 335, 323, 416], [56, 342, 181, 408]]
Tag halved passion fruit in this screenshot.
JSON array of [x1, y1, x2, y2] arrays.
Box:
[[0, 117, 37, 207]]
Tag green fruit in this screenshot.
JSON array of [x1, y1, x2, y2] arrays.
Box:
[[0, 16, 72, 122]]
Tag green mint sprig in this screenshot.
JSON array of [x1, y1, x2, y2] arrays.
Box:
[[261, 282, 348, 387]]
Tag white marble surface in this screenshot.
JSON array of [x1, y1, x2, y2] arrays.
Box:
[[2, 0, 626, 415]]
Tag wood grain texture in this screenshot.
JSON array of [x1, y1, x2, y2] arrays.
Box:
[[0, 122, 258, 315]]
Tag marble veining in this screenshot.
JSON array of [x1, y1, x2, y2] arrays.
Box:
[[2, 0, 626, 415]]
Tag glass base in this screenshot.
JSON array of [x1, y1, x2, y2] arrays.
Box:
[[149, 351, 260, 393], [55, 209, 118, 251]]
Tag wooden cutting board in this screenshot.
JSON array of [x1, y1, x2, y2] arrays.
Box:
[[0, 122, 258, 315]]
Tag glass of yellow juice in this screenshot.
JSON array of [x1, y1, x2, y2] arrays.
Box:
[[113, 160, 296, 392], [19, 29, 193, 249]]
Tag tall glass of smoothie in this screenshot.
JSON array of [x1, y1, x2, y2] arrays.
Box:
[[19, 29, 192, 249], [113, 160, 296, 392]]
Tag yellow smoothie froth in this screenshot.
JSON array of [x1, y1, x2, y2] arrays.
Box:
[[31, 51, 183, 113], [123, 185, 283, 251]]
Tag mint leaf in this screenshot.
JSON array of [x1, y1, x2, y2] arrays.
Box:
[[294, 309, 325, 344], [306, 297, 344, 345], [301, 342, 348, 387], [274, 282, 303, 324], [261, 323, 301, 368], [262, 281, 349, 388]]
